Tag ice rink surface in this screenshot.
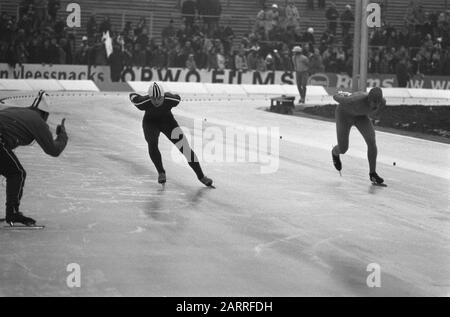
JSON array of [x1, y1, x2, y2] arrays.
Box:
[[0, 92, 449, 296]]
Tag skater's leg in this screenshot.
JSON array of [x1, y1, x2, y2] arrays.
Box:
[[0, 143, 26, 214], [300, 71, 308, 102], [355, 116, 377, 173], [143, 120, 165, 174], [161, 117, 205, 179], [295, 71, 303, 102], [333, 108, 353, 155]]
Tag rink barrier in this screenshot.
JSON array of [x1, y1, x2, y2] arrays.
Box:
[[0, 79, 449, 106]]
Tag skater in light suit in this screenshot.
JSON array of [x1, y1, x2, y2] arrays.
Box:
[[331, 87, 386, 184]]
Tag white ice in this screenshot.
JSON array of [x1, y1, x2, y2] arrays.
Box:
[[0, 93, 449, 296]]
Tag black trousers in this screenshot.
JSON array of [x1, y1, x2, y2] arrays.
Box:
[[0, 141, 26, 214], [142, 115, 204, 180]]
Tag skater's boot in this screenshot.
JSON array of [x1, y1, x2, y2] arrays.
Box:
[[369, 172, 384, 185], [332, 149, 342, 171], [158, 172, 166, 184], [199, 176, 213, 187], [5, 207, 36, 227]]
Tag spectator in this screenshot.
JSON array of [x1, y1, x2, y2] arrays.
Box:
[[181, 0, 197, 29], [17, 13, 33, 36], [161, 20, 176, 39], [86, 14, 98, 40], [133, 43, 146, 67], [58, 38, 71, 64], [319, 29, 335, 53], [122, 42, 134, 67], [34, 0, 47, 28], [109, 43, 124, 82], [271, 49, 283, 70], [178, 40, 194, 66], [204, 0, 222, 35], [323, 45, 337, 72], [136, 27, 150, 48], [276, 1, 287, 29], [40, 38, 59, 64], [293, 26, 303, 44], [265, 53, 275, 71], [217, 49, 226, 70], [74, 36, 90, 64], [235, 48, 248, 71], [151, 45, 167, 68], [5, 42, 19, 67], [47, 0, 60, 23], [255, 8, 266, 31], [325, 2, 339, 35], [27, 37, 41, 63], [292, 46, 309, 103], [309, 48, 325, 74], [255, 51, 266, 72], [134, 17, 147, 37], [263, 5, 276, 39], [186, 53, 197, 70], [271, 4, 280, 28], [303, 27, 315, 46], [396, 57, 410, 87], [307, 0, 314, 11], [340, 4, 354, 39], [247, 46, 259, 70], [56, 39, 66, 64], [285, 0, 300, 28], [99, 16, 111, 34], [279, 45, 293, 71], [335, 46, 346, 72]]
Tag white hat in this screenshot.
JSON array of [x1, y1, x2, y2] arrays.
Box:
[[147, 82, 165, 107], [292, 46, 302, 53], [82, 36, 88, 41], [31, 90, 51, 113], [307, 27, 314, 33]]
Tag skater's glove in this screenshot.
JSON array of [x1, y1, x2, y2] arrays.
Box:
[[370, 97, 386, 119], [56, 118, 67, 141]]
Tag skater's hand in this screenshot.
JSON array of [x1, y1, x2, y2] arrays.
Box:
[[370, 98, 386, 119], [56, 118, 66, 136]]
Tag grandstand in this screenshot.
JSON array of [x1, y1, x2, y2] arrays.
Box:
[[1, 0, 448, 44]]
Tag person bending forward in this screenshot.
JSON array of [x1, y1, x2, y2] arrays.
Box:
[[130, 82, 213, 187]]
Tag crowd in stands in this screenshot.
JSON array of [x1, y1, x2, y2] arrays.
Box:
[[0, 0, 77, 66], [245, 0, 450, 79], [0, 0, 449, 82]]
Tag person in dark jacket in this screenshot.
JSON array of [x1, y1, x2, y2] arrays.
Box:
[[340, 4, 354, 38], [0, 90, 68, 226], [130, 82, 213, 187], [331, 87, 386, 184], [325, 2, 339, 35], [396, 58, 410, 87]]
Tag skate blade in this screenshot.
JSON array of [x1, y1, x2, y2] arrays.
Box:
[[3, 225, 45, 230], [372, 182, 387, 187], [208, 184, 216, 189]]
